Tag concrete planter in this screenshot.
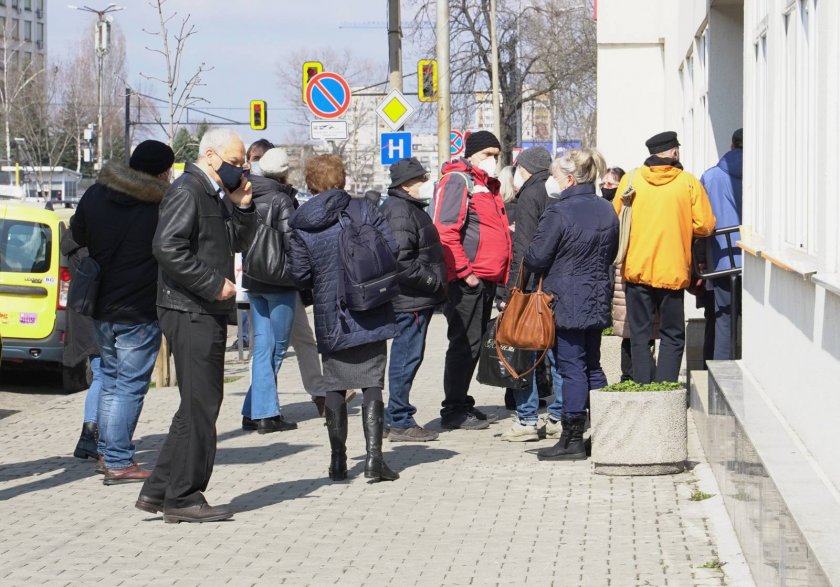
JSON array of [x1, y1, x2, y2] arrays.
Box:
[[590, 388, 687, 475]]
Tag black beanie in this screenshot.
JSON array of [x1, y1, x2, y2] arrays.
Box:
[[129, 140, 176, 176], [464, 130, 501, 159]]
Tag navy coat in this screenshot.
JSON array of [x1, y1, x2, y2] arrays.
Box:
[[524, 183, 619, 331], [289, 189, 399, 353]]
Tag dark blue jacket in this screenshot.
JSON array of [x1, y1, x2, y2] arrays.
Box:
[[700, 149, 742, 271], [289, 189, 399, 353], [524, 183, 619, 330]]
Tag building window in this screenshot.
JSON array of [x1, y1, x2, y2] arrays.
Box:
[[24, 0, 31, 10], [35, 22, 42, 43], [752, 34, 768, 237], [11, 0, 18, 9], [11, 19, 18, 40], [23, 20, 31, 42]]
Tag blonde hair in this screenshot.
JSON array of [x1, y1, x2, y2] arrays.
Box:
[[551, 148, 607, 185], [498, 165, 517, 203]]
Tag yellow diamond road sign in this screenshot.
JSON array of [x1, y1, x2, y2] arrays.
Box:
[[376, 89, 416, 131]]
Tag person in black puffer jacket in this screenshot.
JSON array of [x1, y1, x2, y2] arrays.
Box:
[[70, 140, 174, 483], [525, 148, 619, 462], [289, 154, 400, 483], [239, 148, 300, 435], [379, 157, 447, 442]]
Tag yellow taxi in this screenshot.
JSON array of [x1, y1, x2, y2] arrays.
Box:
[[0, 200, 91, 391]]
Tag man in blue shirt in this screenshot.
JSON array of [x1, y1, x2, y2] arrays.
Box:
[[700, 128, 743, 360]]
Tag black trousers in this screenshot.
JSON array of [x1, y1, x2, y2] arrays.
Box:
[[142, 308, 227, 509], [625, 283, 685, 384], [441, 279, 496, 418]]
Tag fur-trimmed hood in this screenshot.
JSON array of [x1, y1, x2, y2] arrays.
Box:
[[97, 161, 169, 204]]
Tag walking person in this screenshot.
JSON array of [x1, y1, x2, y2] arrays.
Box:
[[289, 154, 400, 482], [434, 130, 512, 430], [380, 158, 447, 442], [614, 132, 716, 383], [240, 148, 299, 434], [525, 149, 619, 460], [498, 147, 565, 442], [138, 128, 256, 522], [70, 140, 175, 484], [700, 128, 743, 360]]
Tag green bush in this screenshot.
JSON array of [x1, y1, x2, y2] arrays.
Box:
[[602, 326, 614, 336], [600, 380, 684, 392]]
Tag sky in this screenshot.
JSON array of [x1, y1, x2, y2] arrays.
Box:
[[48, 0, 415, 146]]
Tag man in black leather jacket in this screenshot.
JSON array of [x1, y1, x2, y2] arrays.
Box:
[[138, 128, 256, 524]]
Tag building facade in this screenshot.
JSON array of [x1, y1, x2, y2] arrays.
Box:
[[598, 1, 840, 584], [0, 0, 46, 67]]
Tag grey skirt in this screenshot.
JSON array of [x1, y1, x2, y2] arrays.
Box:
[[320, 340, 387, 391]]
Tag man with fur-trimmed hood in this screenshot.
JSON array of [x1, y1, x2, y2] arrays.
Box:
[[71, 139, 174, 485]]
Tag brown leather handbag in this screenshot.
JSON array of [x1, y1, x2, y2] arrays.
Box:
[[495, 266, 555, 379]]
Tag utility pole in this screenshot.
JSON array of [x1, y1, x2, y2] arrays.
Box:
[[70, 4, 124, 171], [387, 0, 403, 93], [489, 0, 502, 150], [124, 88, 131, 165], [436, 0, 451, 169]]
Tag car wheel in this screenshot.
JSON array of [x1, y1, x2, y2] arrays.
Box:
[[62, 358, 92, 393]]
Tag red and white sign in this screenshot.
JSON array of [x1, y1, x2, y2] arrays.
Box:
[[305, 72, 351, 120], [450, 130, 464, 156]]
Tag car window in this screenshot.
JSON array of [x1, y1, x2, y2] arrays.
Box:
[[0, 220, 52, 273]]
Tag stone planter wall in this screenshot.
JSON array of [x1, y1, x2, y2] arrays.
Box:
[[590, 388, 687, 475]]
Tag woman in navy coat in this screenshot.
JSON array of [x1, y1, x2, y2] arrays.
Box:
[[525, 148, 619, 461]]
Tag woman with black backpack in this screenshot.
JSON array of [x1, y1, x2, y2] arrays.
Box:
[[288, 154, 401, 483]]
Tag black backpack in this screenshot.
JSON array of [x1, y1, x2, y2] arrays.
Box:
[[337, 198, 399, 311]]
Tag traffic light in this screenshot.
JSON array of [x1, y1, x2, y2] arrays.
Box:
[[250, 100, 267, 130], [418, 59, 438, 102], [302, 61, 323, 104]]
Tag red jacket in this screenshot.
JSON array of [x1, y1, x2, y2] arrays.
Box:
[[433, 158, 511, 284]]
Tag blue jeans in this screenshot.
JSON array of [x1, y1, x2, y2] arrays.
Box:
[[512, 350, 564, 424], [95, 321, 162, 469], [241, 291, 297, 419], [83, 355, 103, 424], [387, 309, 433, 429], [554, 328, 607, 418]]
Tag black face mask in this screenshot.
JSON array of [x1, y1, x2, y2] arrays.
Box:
[[216, 159, 244, 192], [601, 187, 618, 201]]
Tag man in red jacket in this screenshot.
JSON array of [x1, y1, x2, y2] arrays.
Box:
[[433, 130, 512, 430]]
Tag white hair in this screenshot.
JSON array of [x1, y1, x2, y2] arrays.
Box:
[[197, 127, 241, 161], [550, 148, 607, 185], [498, 165, 517, 203]]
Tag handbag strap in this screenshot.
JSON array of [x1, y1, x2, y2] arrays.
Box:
[[621, 168, 638, 207], [493, 314, 551, 380]]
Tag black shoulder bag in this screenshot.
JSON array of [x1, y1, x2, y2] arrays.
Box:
[[242, 196, 288, 285]]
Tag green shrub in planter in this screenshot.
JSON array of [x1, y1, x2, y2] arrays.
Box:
[[601, 380, 683, 392]]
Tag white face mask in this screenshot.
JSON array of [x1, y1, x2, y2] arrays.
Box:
[[477, 156, 498, 178], [419, 180, 435, 201], [545, 176, 562, 197], [513, 168, 525, 190]]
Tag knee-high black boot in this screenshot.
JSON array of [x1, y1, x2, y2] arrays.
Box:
[[73, 422, 99, 460], [325, 403, 348, 480], [536, 414, 587, 461], [362, 400, 399, 482]]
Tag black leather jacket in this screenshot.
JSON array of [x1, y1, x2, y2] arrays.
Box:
[[153, 162, 256, 316]]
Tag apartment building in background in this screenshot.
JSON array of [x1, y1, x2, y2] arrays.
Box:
[[0, 0, 46, 68]]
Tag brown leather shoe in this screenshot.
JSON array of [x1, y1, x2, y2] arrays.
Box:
[[135, 494, 164, 514], [102, 463, 152, 486], [94, 455, 105, 475], [163, 503, 233, 524]]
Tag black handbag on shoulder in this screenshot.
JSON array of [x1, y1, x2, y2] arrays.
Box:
[[67, 206, 141, 317], [242, 196, 288, 285]]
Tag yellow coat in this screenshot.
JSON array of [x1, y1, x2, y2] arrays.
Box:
[[614, 165, 716, 290]]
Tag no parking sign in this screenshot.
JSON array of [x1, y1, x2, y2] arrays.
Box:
[[305, 72, 351, 120]]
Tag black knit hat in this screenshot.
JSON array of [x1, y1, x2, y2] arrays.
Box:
[[516, 146, 552, 173], [732, 128, 743, 148], [464, 130, 501, 159], [129, 140, 175, 176]]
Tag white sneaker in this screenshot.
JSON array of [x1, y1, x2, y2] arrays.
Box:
[[500, 420, 539, 442], [543, 416, 563, 439]]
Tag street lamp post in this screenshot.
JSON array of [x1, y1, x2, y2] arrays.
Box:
[[68, 4, 124, 171]]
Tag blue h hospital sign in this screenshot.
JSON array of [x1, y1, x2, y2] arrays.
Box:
[[380, 132, 412, 165]]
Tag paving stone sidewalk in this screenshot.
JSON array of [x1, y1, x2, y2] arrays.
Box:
[[0, 315, 752, 586]]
